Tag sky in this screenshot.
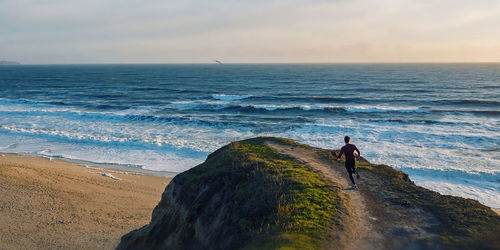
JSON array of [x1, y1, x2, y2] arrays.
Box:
[[1, 0, 500, 64]]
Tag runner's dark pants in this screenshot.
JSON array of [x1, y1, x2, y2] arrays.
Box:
[[345, 160, 356, 185]]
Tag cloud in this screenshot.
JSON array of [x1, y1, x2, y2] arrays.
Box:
[[1, 0, 499, 63]]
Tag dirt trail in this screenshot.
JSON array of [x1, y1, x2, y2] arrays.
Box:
[[268, 142, 383, 249], [267, 141, 440, 250]]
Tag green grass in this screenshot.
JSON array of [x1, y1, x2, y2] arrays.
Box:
[[181, 137, 339, 249]]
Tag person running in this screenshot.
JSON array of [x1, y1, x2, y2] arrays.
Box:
[[336, 136, 361, 189]]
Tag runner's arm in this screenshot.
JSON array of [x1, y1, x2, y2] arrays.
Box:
[[355, 146, 360, 159], [336, 148, 343, 160]]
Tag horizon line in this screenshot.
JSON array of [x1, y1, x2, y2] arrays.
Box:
[[4, 61, 500, 66]]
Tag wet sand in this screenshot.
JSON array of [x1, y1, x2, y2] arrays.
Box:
[[0, 153, 171, 249]]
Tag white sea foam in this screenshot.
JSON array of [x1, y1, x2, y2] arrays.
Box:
[[84, 165, 101, 170], [0, 103, 78, 114], [237, 103, 330, 111], [412, 178, 500, 208], [299, 105, 326, 110], [1, 97, 498, 208], [0, 130, 213, 173], [114, 106, 163, 116], [242, 104, 287, 111], [211, 94, 252, 101], [166, 100, 230, 110], [0, 100, 160, 119], [236, 103, 428, 113], [345, 105, 429, 113], [0, 99, 428, 116], [0, 143, 18, 150], [87, 170, 126, 180], [102, 173, 121, 180]]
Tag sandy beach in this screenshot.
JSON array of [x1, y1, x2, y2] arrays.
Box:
[[0, 153, 171, 250]]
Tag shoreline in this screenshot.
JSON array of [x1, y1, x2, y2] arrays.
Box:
[[9, 152, 179, 177], [0, 153, 171, 249]]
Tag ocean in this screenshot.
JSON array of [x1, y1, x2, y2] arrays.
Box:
[[0, 64, 498, 208]]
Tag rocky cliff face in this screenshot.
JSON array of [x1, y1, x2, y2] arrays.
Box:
[[119, 174, 240, 249], [118, 137, 500, 250], [118, 137, 340, 249]]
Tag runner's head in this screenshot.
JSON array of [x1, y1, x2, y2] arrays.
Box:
[[344, 136, 350, 144]]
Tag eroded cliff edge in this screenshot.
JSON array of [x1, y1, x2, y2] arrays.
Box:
[[118, 137, 500, 250]]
